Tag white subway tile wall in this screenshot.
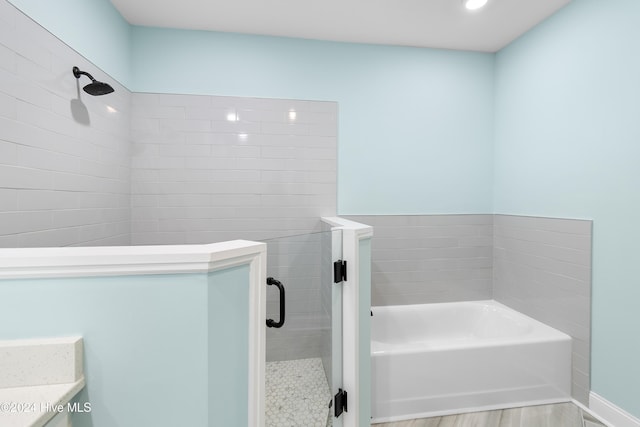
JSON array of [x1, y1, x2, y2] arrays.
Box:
[[0, 0, 131, 247], [345, 215, 494, 305], [493, 214, 592, 405], [130, 93, 337, 244]]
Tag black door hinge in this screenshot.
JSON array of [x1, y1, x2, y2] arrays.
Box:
[[333, 260, 347, 283], [334, 388, 347, 418]]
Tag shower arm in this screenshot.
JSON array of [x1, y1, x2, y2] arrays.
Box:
[[72, 67, 97, 82]]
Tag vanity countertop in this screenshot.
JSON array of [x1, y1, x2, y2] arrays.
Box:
[[0, 336, 85, 427], [0, 378, 85, 427]]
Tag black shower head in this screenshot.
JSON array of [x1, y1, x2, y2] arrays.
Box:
[[72, 66, 114, 96], [82, 81, 115, 96]]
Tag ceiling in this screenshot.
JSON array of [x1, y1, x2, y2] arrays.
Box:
[[110, 0, 571, 53]]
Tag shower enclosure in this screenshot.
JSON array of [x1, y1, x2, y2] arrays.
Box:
[[263, 228, 344, 427]]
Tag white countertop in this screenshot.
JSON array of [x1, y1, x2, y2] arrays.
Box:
[[0, 378, 85, 427], [0, 337, 85, 427]]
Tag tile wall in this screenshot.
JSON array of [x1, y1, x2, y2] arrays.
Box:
[[345, 215, 494, 305], [130, 93, 337, 244], [493, 214, 592, 404], [0, 0, 131, 247]]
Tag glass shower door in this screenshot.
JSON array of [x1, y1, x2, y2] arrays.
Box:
[[263, 229, 343, 427]]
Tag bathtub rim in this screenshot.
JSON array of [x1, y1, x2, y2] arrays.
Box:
[[371, 299, 572, 355]]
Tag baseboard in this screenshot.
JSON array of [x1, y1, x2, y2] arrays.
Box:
[[589, 392, 640, 427]]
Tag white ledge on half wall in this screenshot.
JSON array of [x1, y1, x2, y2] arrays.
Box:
[[0, 240, 266, 279], [0, 336, 85, 427], [322, 217, 374, 238]]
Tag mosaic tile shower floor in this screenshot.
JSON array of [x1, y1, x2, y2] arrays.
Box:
[[266, 357, 332, 427]]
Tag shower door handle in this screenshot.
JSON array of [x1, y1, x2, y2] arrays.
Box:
[[266, 277, 285, 328]]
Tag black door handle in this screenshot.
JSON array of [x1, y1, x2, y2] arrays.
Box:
[[266, 277, 285, 328]]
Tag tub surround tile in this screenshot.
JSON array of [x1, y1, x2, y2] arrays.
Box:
[[344, 215, 494, 306], [493, 214, 592, 405]]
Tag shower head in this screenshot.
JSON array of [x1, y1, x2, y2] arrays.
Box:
[[82, 81, 115, 96], [72, 66, 114, 96]]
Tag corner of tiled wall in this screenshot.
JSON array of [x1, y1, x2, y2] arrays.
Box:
[[493, 214, 592, 405]]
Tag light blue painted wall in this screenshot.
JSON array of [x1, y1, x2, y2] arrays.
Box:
[[0, 265, 251, 427], [494, 0, 640, 418], [6, 0, 132, 87], [131, 27, 495, 215], [208, 266, 250, 426]]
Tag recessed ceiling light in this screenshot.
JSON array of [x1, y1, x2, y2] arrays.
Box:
[[463, 0, 488, 11]]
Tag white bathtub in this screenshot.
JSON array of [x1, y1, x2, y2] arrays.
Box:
[[371, 300, 572, 423]]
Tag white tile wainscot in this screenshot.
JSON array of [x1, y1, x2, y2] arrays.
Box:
[[0, 336, 84, 427]]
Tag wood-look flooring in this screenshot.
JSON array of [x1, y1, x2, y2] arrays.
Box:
[[373, 402, 607, 427]]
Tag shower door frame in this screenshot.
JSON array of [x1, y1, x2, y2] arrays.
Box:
[[323, 217, 374, 427], [257, 217, 373, 427], [262, 227, 344, 427], [331, 227, 345, 427]]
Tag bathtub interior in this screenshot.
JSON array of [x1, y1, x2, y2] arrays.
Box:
[[371, 300, 573, 423], [372, 300, 566, 348]]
